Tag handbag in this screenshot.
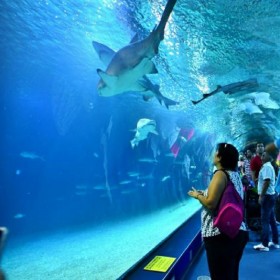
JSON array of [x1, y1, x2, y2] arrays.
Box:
[[213, 170, 244, 238]]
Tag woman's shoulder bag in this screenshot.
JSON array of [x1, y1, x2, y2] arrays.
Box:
[[213, 169, 244, 238]]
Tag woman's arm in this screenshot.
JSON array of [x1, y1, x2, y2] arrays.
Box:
[[188, 170, 227, 210]]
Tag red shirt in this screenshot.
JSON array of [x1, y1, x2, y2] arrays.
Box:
[[250, 155, 262, 178]]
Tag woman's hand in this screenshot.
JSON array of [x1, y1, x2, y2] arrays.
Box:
[[188, 187, 203, 199]]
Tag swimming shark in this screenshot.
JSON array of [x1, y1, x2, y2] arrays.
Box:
[[96, 0, 177, 97], [192, 78, 259, 105], [131, 118, 158, 149], [92, 40, 179, 108]]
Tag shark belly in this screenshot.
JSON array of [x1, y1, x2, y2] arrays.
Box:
[[98, 58, 157, 96]]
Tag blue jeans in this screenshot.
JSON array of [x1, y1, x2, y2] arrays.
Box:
[[260, 194, 279, 246]]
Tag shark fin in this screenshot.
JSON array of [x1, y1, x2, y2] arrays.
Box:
[[99, 50, 114, 65], [97, 69, 118, 86], [137, 58, 158, 75], [149, 62, 158, 74], [161, 96, 179, 109], [150, 130, 159, 135], [129, 82, 146, 92], [130, 33, 139, 44], [92, 41, 115, 65], [152, 86, 179, 108]]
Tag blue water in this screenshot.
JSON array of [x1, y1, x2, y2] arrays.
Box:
[[1, 0, 280, 279]]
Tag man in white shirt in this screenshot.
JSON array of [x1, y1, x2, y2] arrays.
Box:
[[266, 139, 280, 193], [254, 152, 279, 251]]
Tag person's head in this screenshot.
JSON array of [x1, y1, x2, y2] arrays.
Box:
[[213, 143, 239, 170], [261, 151, 272, 164], [256, 142, 264, 156], [246, 149, 252, 159]]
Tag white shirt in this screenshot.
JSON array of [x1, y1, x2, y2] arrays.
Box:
[[257, 162, 276, 195]]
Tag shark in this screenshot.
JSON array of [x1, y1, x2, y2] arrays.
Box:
[[131, 118, 158, 149], [192, 78, 259, 105], [92, 40, 179, 108], [96, 0, 177, 97]]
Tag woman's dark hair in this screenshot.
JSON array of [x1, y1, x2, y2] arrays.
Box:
[[216, 143, 239, 171]]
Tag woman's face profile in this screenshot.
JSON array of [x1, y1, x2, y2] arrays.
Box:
[[213, 150, 220, 165]]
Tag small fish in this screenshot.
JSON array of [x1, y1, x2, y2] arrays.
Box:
[[16, 169, 21, 175], [127, 171, 140, 177], [161, 175, 171, 182], [165, 152, 175, 157], [137, 174, 154, 180], [131, 119, 158, 148], [138, 158, 158, 163], [14, 213, 25, 219], [92, 185, 106, 190], [20, 151, 45, 161], [119, 180, 132, 185]]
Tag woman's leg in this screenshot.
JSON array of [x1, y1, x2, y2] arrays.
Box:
[[234, 231, 249, 280], [204, 235, 236, 280], [204, 231, 248, 280]]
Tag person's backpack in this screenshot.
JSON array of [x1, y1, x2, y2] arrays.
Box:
[[213, 170, 244, 238]]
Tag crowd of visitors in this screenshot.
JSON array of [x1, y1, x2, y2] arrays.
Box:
[[188, 138, 280, 280]]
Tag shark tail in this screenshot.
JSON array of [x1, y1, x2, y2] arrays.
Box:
[[161, 95, 179, 109], [191, 99, 201, 105], [149, 82, 179, 109], [192, 85, 223, 105], [153, 0, 177, 48]]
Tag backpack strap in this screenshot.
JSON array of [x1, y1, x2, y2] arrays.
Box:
[[214, 169, 230, 181], [212, 169, 230, 216]]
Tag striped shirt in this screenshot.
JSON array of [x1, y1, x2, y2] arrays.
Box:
[[244, 158, 252, 180]]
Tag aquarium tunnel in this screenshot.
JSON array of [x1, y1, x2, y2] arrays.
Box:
[[1, 0, 280, 279]]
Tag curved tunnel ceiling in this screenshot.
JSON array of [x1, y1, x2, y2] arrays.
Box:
[[1, 0, 280, 150], [118, 0, 280, 148]]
